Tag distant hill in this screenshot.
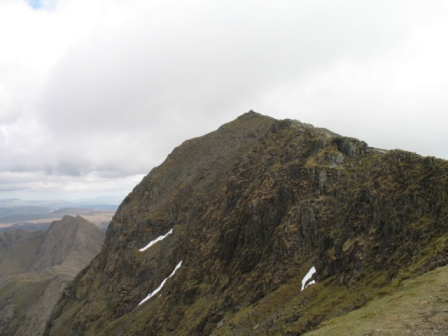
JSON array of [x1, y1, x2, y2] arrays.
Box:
[[0, 199, 118, 231], [0, 205, 51, 218], [0, 215, 105, 336], [0, 197, 121, 209]]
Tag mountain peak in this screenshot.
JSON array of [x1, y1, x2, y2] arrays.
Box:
[[45, 113, 448, 335], [31, 215, 104, 272]]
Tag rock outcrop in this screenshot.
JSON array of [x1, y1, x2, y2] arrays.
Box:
[[44, 112, 448, 335]]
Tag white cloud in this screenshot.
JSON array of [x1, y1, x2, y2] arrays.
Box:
[[0, 0, 447, 200], [0, 169, 143, 200]]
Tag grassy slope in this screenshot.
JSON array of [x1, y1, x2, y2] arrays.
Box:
[[305, 265, 448, 336], [209, 266, 448, 336]]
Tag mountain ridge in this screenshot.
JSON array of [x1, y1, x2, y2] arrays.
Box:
[[44, 112, 448, 335], [30, 215, 105, 272], [0, 215, 105, 336]]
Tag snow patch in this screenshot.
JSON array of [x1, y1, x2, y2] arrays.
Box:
[[138, 260, 183, 306], [139, 228, 173, 252], [301, 266, 316, 291]]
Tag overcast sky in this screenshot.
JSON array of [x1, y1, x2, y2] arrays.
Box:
[[1, 0, 447, 201]]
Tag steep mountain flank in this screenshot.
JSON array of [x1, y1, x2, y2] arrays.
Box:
[[0, 216, 105, 336], [0, 229, 45, 278], [44, 112, 448, 335]]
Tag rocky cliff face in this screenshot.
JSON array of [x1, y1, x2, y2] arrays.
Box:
[[0, 215, 105, 336], [44, 112, 448, 335]]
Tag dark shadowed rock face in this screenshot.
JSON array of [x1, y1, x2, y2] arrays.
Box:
[[0, 215, 105, 336], [44, 112, 448, 336]]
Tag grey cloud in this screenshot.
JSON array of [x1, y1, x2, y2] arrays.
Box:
[[1, 0, 447, 199], [40, 1, 416, 133], [36, 0, 432, 178], [0, 169, 144, 200]]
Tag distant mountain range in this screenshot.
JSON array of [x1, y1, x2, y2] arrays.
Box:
[[0, 198, 119, 232], [0, 197, 121, 211], [0, 215, 105, 336]]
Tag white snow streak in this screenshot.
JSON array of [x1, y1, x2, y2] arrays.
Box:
[[139, 229, 173, 252], [138, 260, 183, 306], [301, 266, 316, 291]]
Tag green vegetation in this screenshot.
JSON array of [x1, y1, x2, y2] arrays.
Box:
[[304, 265, 448, 336]]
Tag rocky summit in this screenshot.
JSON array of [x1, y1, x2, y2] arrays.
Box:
[[44, 112, 448, 335]]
